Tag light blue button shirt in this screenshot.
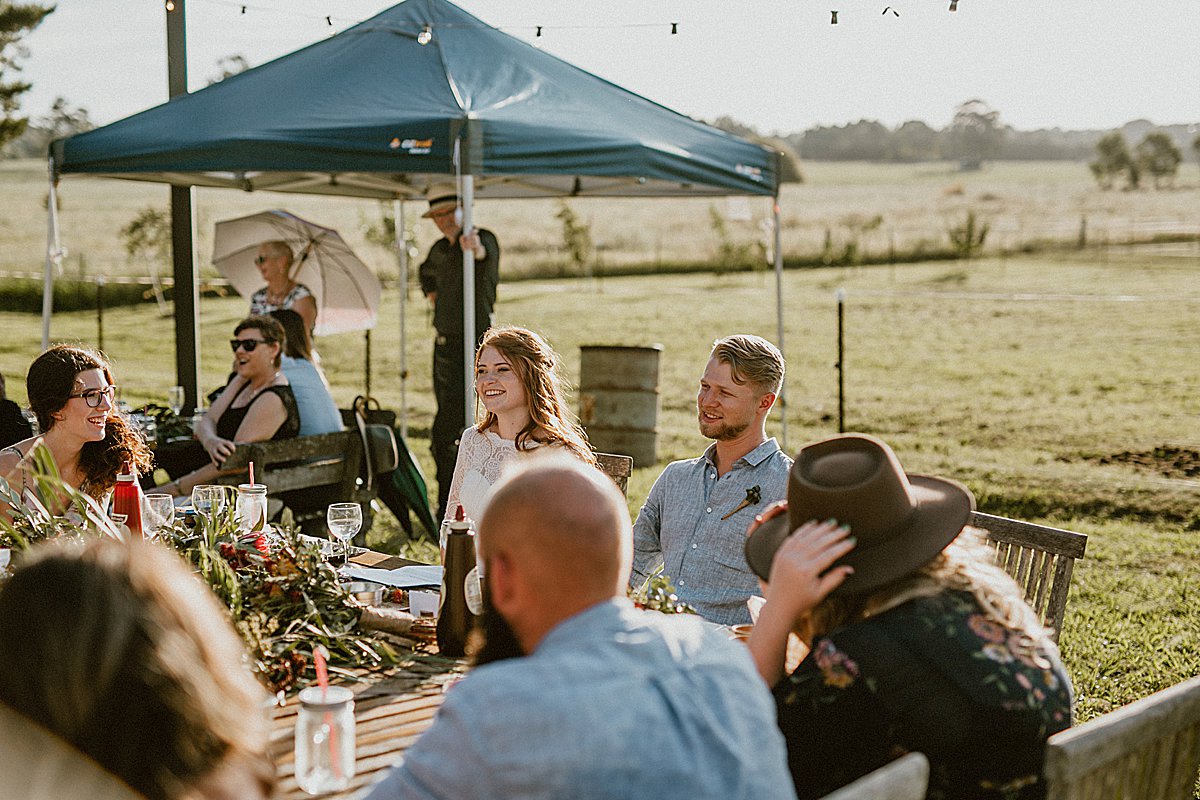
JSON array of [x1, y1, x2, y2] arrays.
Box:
[[365, 599, 796, 800], [631, 438, 792, 625]]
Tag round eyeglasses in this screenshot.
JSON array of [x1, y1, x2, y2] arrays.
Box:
[[68, 385, 117, 408]]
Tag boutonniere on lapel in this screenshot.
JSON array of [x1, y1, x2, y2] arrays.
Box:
[[722, 485, 762, 520]]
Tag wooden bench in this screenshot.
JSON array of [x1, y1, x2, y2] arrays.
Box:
[[970, 511, 1089, 642], [1044, 675, 1200, 800], [819, 752, 930, 800], [217, 430, 374, 538], [596, 452, 633, 497]]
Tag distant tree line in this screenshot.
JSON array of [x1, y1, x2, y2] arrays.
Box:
[[709, 104, 1198, 166]]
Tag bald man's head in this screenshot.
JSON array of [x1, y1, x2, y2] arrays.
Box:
[[478, 455, 631, 647]]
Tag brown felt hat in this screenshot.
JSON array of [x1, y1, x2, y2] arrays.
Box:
[[422, 180, 459, 218], [744, 433, 973, 597]]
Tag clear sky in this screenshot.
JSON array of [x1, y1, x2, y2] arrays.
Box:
[[16, 0, 1200, 135]]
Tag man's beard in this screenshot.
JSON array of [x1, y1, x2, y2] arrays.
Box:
[[469, 581, 526, 667], [698, 413, 750, 442]]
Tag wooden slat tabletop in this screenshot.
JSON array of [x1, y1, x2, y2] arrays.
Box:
[[270, 552, 463, 799]]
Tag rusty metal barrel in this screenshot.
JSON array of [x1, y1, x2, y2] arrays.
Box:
[[578, 344, 662, 468]]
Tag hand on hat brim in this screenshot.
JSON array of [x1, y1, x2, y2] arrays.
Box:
[[762, 519, 857, 628]]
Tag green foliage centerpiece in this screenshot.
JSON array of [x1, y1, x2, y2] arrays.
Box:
[[1, 445, 402, 694]]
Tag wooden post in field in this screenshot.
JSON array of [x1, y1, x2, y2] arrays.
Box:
[[166, 0, 201, 414], [95, 275, 105, 352], [364, 329, 372, 398], [836, 288, 846, 434]]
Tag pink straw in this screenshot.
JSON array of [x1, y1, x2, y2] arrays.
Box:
[[248, 461, 255, 486], [314, 644, 329, 697], [312, 645, 342, 779]]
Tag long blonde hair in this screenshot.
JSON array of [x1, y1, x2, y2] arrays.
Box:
[[809, 526, 1053, 647], [474, 326, 596, 466]]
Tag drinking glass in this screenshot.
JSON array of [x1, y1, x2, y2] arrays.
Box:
[[192, 484, 229, 519], [144, 493, 175, 537], [295, 686, 355, 794], [167, 386, 185, 416], [327, 502, 363, 565]]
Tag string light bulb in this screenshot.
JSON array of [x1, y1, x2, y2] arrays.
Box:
[[670, 22, 678, 34], [949, 0, 958, 9], [418, 24, 432, 45], [165, 0, 175, 10], [240, 5, 245, 13], [535, 25, 542, 37], [830, 10, 838, 24]]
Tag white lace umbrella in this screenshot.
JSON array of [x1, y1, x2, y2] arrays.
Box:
[[212, 209, 382, 336]]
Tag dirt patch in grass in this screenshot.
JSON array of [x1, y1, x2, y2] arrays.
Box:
[[1092, 446, 1200, 479]]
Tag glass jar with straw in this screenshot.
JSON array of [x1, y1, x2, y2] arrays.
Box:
[[294, 646, 356, 794]]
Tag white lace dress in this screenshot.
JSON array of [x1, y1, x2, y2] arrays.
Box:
[[444, 427, 543, 523]]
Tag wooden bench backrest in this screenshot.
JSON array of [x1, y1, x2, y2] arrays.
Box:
[[969, 511, 1088, 643], [819, 753, 930, 800], [1044, 676, 1200, 800], [595, 452, 633, 496], [217, 431, 363, 497]]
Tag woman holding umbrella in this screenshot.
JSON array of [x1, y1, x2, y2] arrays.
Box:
[[249, 240, 317, 350]]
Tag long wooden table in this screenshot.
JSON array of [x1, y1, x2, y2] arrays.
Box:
[[270, 551, 465, 799]]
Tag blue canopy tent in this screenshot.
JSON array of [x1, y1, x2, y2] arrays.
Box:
[[49, 0, 784, 439]]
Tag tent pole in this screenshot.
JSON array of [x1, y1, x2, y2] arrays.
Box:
[[393, 198, 409, 440], [461, 174, 476, 430], [774, 194, 787, 452], [42, 157, 62, 351]]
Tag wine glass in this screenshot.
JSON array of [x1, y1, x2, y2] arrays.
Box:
[[144, 493, 175, 537], [192, 484, 228, 519], [167, 385, 186, 417], [327, 502, 363, 566]]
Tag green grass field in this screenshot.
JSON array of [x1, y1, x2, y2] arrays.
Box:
[[2, 248, 1197, 727], [3, 158, 1198, 280], [2, 157, 1198, 742]]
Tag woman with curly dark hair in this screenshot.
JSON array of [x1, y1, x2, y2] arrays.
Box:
[[0, 345, 152, 508]]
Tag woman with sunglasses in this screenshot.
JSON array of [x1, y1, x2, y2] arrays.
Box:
[[162, 316, 300, 498], [0, 345, 152, 508], [250, 240, 316, 353]]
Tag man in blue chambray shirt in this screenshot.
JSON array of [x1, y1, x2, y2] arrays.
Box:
[[366, 455, 796, 800], [631, 335, 792, 626]]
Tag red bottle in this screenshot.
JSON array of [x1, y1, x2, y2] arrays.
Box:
[[112, 462, 145, 539]]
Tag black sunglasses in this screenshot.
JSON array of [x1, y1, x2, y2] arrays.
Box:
[[230, 338, 274, 353]]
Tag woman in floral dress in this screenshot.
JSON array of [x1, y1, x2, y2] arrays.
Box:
[[744, 433, 1072, 800]]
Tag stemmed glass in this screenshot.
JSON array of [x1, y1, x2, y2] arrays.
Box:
[[192, 484, 229, 520], [327, 503, 363, 566], [167, 385, 186, 417], [144, 493, 175, 538]]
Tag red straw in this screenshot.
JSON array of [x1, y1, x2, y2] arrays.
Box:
[[314, 644, 329, 697], [248, 461, 255, 486]]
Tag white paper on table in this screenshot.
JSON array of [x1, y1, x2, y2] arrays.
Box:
[[344, 565, 444, 588], [409, 590, 440, 617]]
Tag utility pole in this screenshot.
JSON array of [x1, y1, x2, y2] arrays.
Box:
[[166, 0, 201, 413]]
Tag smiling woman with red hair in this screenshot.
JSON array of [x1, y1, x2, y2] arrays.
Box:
[[443, 326, 595, 523]]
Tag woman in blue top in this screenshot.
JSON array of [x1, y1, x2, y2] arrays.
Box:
[[268, 310, 343, 436]]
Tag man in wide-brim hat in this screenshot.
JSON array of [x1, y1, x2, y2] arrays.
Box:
[[740, 433, 1073, 800], [417, 180, 501, 519]]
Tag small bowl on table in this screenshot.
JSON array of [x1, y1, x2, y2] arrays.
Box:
[[342, 580, 385, 606]]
